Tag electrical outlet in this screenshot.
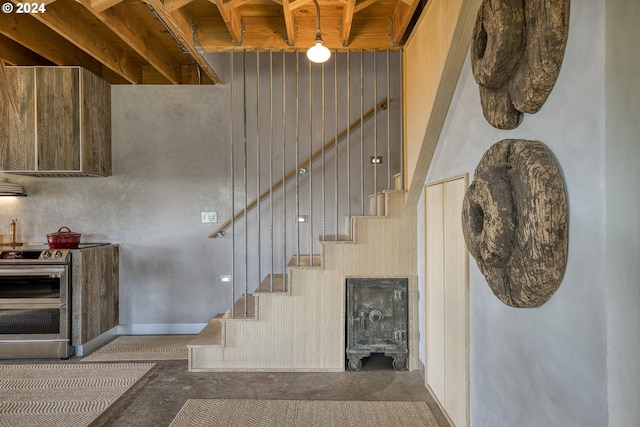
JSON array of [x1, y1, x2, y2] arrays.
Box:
[[201, 211, 217, 223], [220, 275, 232, 284]]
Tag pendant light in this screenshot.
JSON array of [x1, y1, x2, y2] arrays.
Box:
[[307, 0, 331, 64]]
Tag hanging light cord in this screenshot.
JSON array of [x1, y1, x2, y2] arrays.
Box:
[[313, 0, 322, 42]]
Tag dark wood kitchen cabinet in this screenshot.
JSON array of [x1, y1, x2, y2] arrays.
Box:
[[71, 245, 119, 346], [0, 66, 111, 176]]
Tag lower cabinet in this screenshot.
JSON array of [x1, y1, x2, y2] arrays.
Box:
[[71, 245, 119, 346]]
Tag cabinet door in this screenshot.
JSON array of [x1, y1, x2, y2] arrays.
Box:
[[80, 68, 111, 176], [71, 246, 119, 345], [0, 67, 36, 170], [36, 67, 81, 171], [425, 175, 469, 427]]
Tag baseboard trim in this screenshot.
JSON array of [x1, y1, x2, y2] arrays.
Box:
[[117, 323, 207, 335], [74, 323, 206, 356], [74, 326, 119, 356], [418, 357, 426, 381]]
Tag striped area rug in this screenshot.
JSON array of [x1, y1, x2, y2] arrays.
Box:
[[170, 399, 439, 427], [82, 335, 194, 362], [0, 363, 154, 426]]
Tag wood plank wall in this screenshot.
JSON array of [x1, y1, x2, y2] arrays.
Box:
[[402, 0, 481, 205], [425, 175, 469, 427], [190, 190, 419, 372]]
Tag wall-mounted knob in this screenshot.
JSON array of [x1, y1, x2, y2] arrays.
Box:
[[369, 309, 383, 323]]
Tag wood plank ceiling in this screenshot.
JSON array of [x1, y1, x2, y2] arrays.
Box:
[[0, 0, 424, 84]]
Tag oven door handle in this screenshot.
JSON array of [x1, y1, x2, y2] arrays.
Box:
[[0, 301, 63, 309], [0, 267, 66, 276]]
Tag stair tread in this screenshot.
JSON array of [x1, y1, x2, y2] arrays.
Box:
[[222, 294, 256, 320], [256, 274, 287, 293], [287, 254, 322, 268], [188, 314, 224, 346]]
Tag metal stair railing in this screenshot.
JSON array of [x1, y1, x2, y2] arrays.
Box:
[[217, 51, 402, 318]]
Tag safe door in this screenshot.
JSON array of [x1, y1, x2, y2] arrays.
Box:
[[346, 278, 408, 371]]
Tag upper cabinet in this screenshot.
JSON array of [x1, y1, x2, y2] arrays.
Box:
[[0, 66, 111, 177]]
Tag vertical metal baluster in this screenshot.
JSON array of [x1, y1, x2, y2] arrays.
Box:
[[347, 51, 351, 238], [243, 51, 248, 317], [386, 50, 391, 191], [295, 51, 300, 267], [360, 50, 364, 215], [399, 53, 403, 188], [269, 50, 274, 292], [308, 59, 313, 266], [282, 52, 287, 291], [230, 51, 235, 318], [321, 61, 326, 243], [256, 51, 261, 288], [373, 50, 378, 216], [334, 54, 338, 241]]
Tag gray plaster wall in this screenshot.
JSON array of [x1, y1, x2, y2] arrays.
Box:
[[417, 0, 627, 424], [605, 0, 640, 425], [0, 85, 235, 331]]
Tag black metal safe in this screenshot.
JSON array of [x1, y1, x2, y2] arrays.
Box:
[[346, 277, 408, 371]]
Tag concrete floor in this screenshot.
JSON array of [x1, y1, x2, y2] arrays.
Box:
[[89, 354, 451, 426]]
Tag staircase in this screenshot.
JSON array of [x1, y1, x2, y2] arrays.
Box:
[[188, 175, 418, 372]]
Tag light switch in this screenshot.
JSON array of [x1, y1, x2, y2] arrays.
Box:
[[201, 211, 217, 223]]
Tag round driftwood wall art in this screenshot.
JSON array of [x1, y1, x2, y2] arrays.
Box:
[[471, 0, 570, 129], [461, 139, 568, 307]]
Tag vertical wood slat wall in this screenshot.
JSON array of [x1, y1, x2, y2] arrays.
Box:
[[425, 175, 469, 427], [402, 0, 481, 205], [190, 190, 419, 372]]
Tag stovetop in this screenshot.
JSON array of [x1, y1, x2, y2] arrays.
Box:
[[0, 243, 109, 264]]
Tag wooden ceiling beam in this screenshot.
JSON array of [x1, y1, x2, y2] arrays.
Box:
[[142, 63, 213, 84], [281, 0, 296, 45], [164, 0, 195, 12], [353, 0, 379, 13], [223, 0, 252, 10], [145, 0, 222, 83], [9, 0, 142, 83], [340, 0, 355, 45], [196, 15, 402, 51], [210, 0, 243, 44], [0, 33, 54, 66], [390, 0, 420, 45], [288, 0, 312, 11], [0, 13, 105, 78], [90, 0, 125, 14], [80, 0, 182, 84]]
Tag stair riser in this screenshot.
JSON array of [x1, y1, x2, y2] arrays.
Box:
[[189, 189, 417, 372]]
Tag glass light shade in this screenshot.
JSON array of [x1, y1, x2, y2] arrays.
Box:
[[307, 41, 331, 63]]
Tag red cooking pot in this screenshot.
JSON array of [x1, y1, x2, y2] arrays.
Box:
[[47, 227, 81, 249]]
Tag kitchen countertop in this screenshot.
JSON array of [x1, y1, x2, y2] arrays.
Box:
[[0, 242, 113, 251]]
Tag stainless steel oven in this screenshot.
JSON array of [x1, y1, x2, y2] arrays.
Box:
[[0, 247, 73, 359]]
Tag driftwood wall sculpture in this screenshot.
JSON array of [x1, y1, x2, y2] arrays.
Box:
[[471, 0, 570, 129], [461, 139, 568, 307]]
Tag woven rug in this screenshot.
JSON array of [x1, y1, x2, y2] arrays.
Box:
[[0, 362, 154, 427], [170, 399, 438, 427], [82, 335, 194, 361]]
